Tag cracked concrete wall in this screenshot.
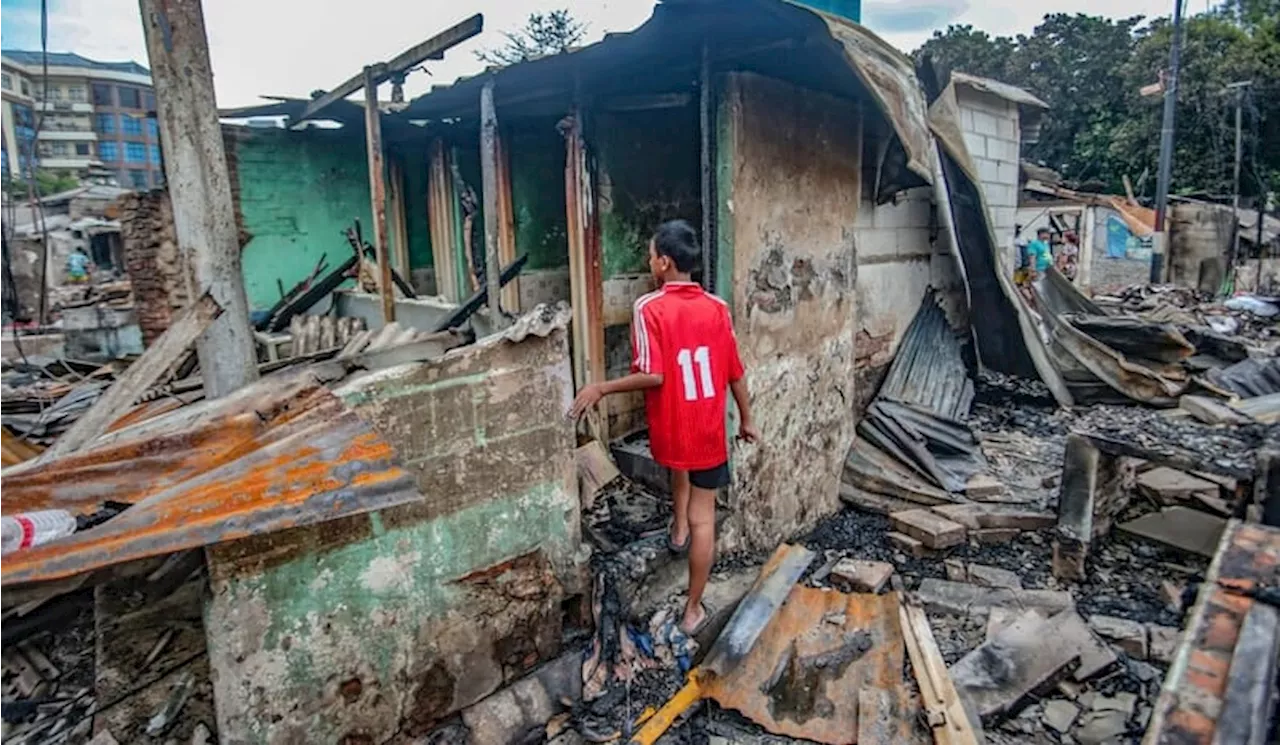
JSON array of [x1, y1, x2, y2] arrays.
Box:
[[203, 328, 586, 744], [717, 72, 861, 552]]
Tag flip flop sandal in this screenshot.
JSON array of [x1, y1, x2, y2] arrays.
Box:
[[667, 522, 690, 555], [680, 601, 715, 637]]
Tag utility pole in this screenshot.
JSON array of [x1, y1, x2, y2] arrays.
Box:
[[1150, 0, 1185, 283], [139, 0, 258, 398], [1227, 80, 1252, 273]]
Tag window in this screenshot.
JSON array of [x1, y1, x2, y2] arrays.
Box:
[[92, 83, 113, 106], [45, 141, 70, 156], [121, 114, 142, 136], [129, 169, 148, 189], [1, 73, 11, 90], [20, 79, 30, 96], [95, 113, 116, 134], [75, 143, 90, 156], [98, 140, 118, 161], [148, 144, 161, 165], [67, 86, 86, 102], [144, 92, 155, 111], [125, 141, 146, 162], [118, 87, 141, 109], [146, 118, 158, 138]]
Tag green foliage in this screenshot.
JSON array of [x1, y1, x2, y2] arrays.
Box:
[[476, 10, 587, 67], [2, 169, 79, 197], [915, 3, 1279, 200]]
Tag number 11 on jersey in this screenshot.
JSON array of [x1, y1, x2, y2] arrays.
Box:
[[676, 346, 715, 401]]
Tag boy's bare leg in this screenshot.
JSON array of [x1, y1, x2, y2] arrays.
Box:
[[670, 468, 691, 547], [681, 485, 716, 633]]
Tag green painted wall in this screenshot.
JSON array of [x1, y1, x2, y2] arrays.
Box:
[[508, 121, 568, 270], [233, 128, 433, 311], [234, 129, 370, 311], [594, 107, 701, 278]]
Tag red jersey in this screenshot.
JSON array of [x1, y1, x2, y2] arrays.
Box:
[[632, 281, 745, 470]]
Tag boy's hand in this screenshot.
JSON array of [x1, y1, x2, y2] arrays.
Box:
[[567, 383, 605, 420], [737, 420, 760, 444]]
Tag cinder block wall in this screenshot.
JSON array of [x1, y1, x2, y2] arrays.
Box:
[[957, 89, 1022, 269], [203, 329, 585, 744]]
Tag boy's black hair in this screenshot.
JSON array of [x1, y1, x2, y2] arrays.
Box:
[[652, 219, 701, 273], [1036, 227, 1051, 237]]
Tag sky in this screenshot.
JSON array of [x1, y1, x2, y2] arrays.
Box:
[[0, 0, 1188, 109]]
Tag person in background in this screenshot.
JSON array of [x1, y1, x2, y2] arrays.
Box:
[[1024, 227, 1054, 281], [65, 247, 92, 285], [1057, 230, 1080, 281]]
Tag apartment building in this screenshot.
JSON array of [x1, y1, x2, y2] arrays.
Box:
[[1, 51, 164, 190]]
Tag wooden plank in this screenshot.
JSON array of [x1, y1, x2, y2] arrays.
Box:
[[900, 601, 981, 745], [1214, 602, 1280, 745], [40, 292, 222, 460], [363, 66, 395, 324], [295, 14, 482, 124], [480, 79, 504, 327]]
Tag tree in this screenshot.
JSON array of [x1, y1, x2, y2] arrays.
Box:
[[476, 10, 587, 67], [912, 4, 1280, 201]]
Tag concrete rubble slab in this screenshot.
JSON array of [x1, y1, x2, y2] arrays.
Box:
[[971, 528, 1019, 544], [1087, 614, 1148, 659], [461, 651, 581, 745], [1116, 505, 1227, 557], [916, 579, 1074, 618], [829, 559, 894, 593], [931, 502, 1055, 531], [965, 563, 1023, 590], [948, 609, 1084, 719], [1042, 699, 1079, 733], [1180, 394, 1254, 426], [1074, 692, 1136, 745], [887, 531, 933, 558], [964, 473, 1007, 499], [890, 509, 967, 549], [1146, 624, 1180, 665], [1136, 466, 1219, 504]]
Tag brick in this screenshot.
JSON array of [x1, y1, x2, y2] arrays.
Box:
[[931, 503, 1055, 531], [828, 559, 893, 593], [887, 531, 931, 558], [1088, 614, 1148, 659], [965, 473, 1007, 499], [966, 563, 1023, 590], [889, 508, 966, 549], [971, 110, 999, 136], [973, 528, 1019, 545]]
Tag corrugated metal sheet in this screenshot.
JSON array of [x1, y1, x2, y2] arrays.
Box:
[[876, 290, 972, 421], [1, 369, 420, 587]]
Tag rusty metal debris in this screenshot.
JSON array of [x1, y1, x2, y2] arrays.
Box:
[[1, 369, 420, 586]]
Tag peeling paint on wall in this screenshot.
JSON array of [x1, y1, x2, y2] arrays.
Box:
[[718, 72, 862, 553], [203, 329, 586, 744]]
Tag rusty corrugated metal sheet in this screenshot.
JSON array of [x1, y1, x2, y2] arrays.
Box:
[[1, 369, 420, 587], [704, 587, 907, 744]]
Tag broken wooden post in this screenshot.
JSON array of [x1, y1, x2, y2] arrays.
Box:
[[39, 292, 223, 461], [139, 0, 257, 399], [1054, 434, 1099, 581], [480, 79, 504, 328], [363, 66, 396, 324]]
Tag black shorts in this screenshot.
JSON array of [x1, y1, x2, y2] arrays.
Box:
[[689, 462, 730, 490]]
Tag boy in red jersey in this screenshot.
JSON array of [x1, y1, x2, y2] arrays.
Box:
[[569, 219, 757, 635]]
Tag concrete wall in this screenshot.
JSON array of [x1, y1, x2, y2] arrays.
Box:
[[203, 327, 586, 744], [1169, 202, 1233, 293], [854, 184, 966, 404], [1235, 257, 1280, 294], [956, 88, 1021, 270], [717, 72, 861, 552]]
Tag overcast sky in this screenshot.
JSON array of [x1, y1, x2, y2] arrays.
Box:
[[2, 0, 1189, 108]]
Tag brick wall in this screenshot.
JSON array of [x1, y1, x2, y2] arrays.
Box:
[[119, 189, 188, 346]]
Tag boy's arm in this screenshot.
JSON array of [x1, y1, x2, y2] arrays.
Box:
[[724, 307, 759, 443], [567, 300, 665, 420], [567, 373, 662, 420]]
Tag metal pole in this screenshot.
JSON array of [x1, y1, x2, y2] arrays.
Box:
[[362, 66, 395, 324], [480, 79, 503, 327], [139, 0, 257, 399], [1226, 80, 1252, 278], [1150, 0, 1185, 283]]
